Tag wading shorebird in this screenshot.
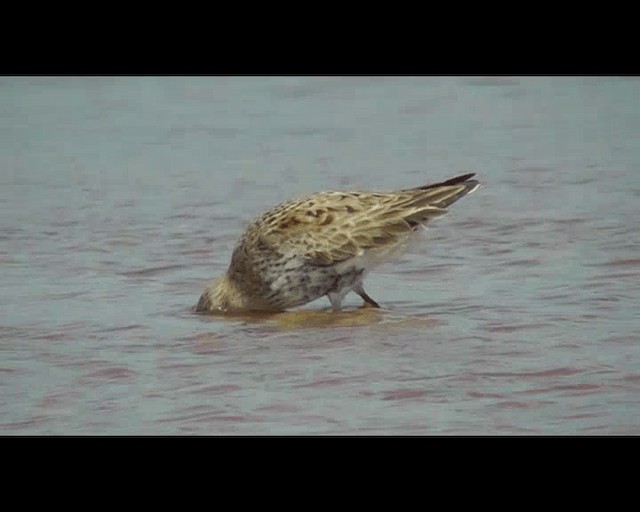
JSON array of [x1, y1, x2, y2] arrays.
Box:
[[196, 172, 480, 313]]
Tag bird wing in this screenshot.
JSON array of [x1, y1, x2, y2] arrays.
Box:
[[254, 173, 478, 268]]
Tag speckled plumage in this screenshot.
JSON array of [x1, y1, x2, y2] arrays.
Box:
[[196, 173, 480, 313]]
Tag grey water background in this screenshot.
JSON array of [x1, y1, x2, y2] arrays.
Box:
[[2, 76, 639, 435]]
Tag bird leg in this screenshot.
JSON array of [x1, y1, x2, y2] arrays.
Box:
[[353, 283, 381, 308]]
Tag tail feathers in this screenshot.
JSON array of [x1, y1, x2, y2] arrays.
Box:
[[416, 172, 477, 190], [404, 172, 480, 209], [395, 173, 480, 226]]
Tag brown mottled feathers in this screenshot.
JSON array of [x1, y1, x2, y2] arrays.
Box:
[[197, 172, 481, 313], [245, 173, 479, 268]]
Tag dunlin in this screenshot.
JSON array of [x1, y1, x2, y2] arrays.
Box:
[[196, 173, 480, 313]]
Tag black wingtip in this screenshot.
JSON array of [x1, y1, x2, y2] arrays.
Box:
[[419, 172, 477, 190], [443, 172, 476, 185]]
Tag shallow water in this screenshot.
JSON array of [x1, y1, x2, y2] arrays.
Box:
[[2, 76, 640, 434]]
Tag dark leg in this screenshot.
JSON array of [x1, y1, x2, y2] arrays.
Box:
[[353, 283, 381, 308]]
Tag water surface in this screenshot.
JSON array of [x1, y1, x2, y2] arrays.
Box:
[[1, 76, 639, 434]]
